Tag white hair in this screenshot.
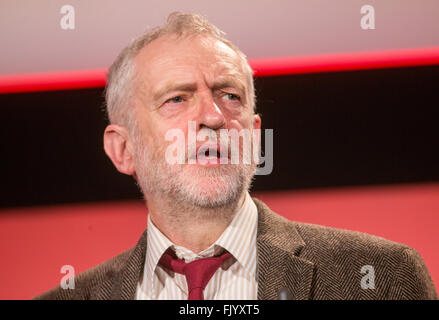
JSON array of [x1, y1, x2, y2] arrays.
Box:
[[104, 12, 256, 131]]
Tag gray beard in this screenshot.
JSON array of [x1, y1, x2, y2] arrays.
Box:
[[132, 134, 256, 211]]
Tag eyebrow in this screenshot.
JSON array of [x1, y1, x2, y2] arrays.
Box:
[[152, 77, 246, 102], [212, 78, 246, 95], [153, 82, 198, 102]]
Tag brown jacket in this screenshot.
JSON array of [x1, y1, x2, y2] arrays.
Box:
[[36, 198, 438, 300]]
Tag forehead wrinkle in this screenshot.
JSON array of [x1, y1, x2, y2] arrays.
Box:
[[134, 37, 248, 105], [202, 60, 247, 92], [212, 77, 245, 94]]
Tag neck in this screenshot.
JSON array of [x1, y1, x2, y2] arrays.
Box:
[[145, 192, 246, 254]]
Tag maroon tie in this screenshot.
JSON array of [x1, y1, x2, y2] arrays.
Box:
[[158, 249, 232, 300]]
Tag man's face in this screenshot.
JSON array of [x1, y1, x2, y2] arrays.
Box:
[[129, 34, 261, 209]]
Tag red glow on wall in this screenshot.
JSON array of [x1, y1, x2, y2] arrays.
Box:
[[1, 46, 439, 94], [0, 69, 107, 94], [251, 46, 439, 77]]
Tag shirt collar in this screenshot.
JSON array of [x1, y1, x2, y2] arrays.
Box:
[[143, 191, 258, 289], [144, 215, 174, 290], [212, 191, 258, 277]]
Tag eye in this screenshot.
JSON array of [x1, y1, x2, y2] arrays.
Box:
[[224, 93, 240, 101], [167, 96, 184, 103]]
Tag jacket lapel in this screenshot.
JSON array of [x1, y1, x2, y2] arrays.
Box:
[[254, 198, 315, 300], [115, 228, 148, 300], [91, 228, 148, 300]]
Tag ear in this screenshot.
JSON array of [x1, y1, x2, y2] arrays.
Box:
[[103, 124, 136, 176], [253, 113, 262, 130], [252, 114, 262, 164]]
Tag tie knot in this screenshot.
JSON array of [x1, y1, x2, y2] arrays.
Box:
[[158, 249, 232, 300]]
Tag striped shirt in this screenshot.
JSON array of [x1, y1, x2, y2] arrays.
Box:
[[136, 192, 258, 300]]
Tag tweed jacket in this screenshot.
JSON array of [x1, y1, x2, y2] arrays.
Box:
[[36, 198, 437, 300]]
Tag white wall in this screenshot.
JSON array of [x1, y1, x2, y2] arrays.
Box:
[[1, 0, 438, 75]]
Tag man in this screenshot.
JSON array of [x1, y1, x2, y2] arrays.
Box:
[[37, 12, 437, 300]]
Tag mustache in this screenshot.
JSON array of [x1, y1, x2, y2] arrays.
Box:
[[137, 126, 255, 164]]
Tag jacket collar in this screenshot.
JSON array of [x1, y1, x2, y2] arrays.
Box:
[[253, 198, 315, 300], [101, 197, 314, 300], [94, 228, 148, 300]]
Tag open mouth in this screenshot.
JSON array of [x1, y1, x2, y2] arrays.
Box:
[[195, 144, 228, 164], [201, 149, 221, 158]]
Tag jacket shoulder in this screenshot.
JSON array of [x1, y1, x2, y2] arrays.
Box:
[[253, 197, 436, 299], [295, 221, 410, 257], [34, 248, 133, 300], [293, 221, 437, 299]]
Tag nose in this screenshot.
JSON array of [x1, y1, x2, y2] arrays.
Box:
[[196, 92, 225, 130]]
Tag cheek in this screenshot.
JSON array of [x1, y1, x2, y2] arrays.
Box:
[[133, 121, 153, 145], [158, 122, 190, 154], [227, 113, 254, 131], [132, 120, 164, 156]]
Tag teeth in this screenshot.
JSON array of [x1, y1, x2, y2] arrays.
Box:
[[200, 153, 218, 158], [198, 149, 218, 157], [195, 145, 229, 160]]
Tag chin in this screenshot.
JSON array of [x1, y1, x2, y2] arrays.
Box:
[[176, 169, 243, 209]]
